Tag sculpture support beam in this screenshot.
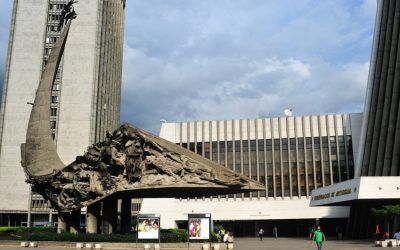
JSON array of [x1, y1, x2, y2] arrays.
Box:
[[120, 198, 131, 234], [57, 212, 69, 234], [69, 209, 81, 234], [87, 203, 101, 234], [102, 197, 117, 234]]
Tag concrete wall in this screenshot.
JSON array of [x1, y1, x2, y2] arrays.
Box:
[[56, 0, 101, 164], [0, 0, 48, 212], [141, 197, 350, 229], [0, 0, 125, 214]]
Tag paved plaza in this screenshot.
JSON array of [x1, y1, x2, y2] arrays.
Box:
[[0, 238, 377, 250], [234, 237, 376, 249]]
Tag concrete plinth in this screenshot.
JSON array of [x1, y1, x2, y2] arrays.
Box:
[[120, 198, 131, 234], [87, 203, 101, 234], [57, 212, 69, 233], [102, 197, 117, 234], [70, 209, 81, 234]]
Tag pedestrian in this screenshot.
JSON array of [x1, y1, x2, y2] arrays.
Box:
[[219, 227, 226, 242], [375, 224, 381, 240], [309, 225, 316, 240], [312, 226, 326, 250], [227, 231, 234, 243], [223, 230, 229, 243], [393, 229, 400, 240], [258, 228, 264, 241], [273, 226, 278, 238], [383, 231, 390, 240]]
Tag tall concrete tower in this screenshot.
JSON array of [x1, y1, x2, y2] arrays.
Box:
[[0, 0, 125, 225], [355, 0, 400, 177]]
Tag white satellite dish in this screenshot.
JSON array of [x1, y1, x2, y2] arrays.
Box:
[[284, 109, 293, 117]]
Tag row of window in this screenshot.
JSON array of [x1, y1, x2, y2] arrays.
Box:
[[180, 136, 354, 198], [49, 3, 65, 11], [48, 14, 61, 22], [45, 4, 65, 142], [47, 25, 60, 32]]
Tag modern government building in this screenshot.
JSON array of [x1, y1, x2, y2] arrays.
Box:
[[1, 0, 400, 239], [141, 114, 362, 236]]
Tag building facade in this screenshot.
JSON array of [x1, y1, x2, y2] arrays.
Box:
[[311, 0, 400, 239], [0, 0, 125, 226], [141, 113, 362, 236]]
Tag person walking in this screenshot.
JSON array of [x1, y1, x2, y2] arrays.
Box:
[[393, 229, 400, 240], [219, 227, 226, 242], [258, 228, 264, 241], [273, 226, 278, 238], [375, 224, 381, 240], [312, 226, 326, 250]]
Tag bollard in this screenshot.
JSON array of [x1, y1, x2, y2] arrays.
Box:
[[143, 244, 151, 250], [154, 244, 160, 250], [76, 243, 84, 249], [20, 242, 29, 247], [29, 242, 38, 248], [227, 243, 234, 249], [212, 244, 220, 250], [388, 239, 397, 247], [85, 243, 94, 249], [381, 240, 388, 247], [94, 243, 102, 249], [202, 244, 210, 250]]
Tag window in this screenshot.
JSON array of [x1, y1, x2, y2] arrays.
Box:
[[50, 121, 56, 129], [51, 108, 57, 117], [51, 96, 58, 103]]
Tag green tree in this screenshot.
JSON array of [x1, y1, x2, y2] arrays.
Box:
[[371, 205, 400, 234]]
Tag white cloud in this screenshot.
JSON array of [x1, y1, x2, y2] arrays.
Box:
[[120, 0, 376, 133], [121, 43, 369, 133]]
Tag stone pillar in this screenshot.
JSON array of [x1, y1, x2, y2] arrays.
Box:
[[102, 197, 118, 234], [70, 209, 81, 234], [57, 212, 69, 234], [48, 211, 53, 225], [120, 198, 132, 234], [87, 203, 101, 234]]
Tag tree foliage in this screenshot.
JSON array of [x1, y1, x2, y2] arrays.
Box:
[[371, 205, 400, 218]]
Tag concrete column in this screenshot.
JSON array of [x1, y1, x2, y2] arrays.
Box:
[[57, 212, 69, 234], [69, 209, 81, 234], [370, 0, 396, 176], [102, 197, 118, 234], [363, 0, 391, 176], [48, 211, 53, 225], [120, 198, 132, 234], [87, 203, 101, 234]]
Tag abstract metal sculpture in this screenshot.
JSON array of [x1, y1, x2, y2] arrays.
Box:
[[21, 2, 264, 212]]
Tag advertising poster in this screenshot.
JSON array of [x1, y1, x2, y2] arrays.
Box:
[[188, 214, 211, 240], [137, 215, 160, 240]]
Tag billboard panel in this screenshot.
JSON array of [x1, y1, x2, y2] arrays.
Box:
[[137, 215, 160, 240], [188, 213, 211, 240]]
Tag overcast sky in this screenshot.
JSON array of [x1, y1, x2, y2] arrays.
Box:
[[0, 0, 377, 133]]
